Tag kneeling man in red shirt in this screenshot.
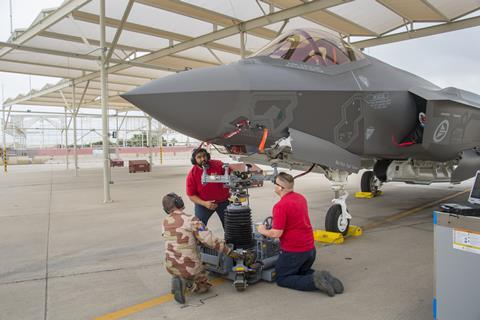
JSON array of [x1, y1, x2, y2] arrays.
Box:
[[257, 172, 344, 296]]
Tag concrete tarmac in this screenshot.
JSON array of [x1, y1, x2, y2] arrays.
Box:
[[0, 163, 471, 320]]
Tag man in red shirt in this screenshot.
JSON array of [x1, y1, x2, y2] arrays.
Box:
[[186, 148, 230, 227], [257, 172, 344, 296]]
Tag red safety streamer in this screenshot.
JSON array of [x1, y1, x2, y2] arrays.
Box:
[[258, 128, 269, 153]]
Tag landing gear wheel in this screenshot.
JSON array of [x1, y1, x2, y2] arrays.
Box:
[[361, 170, 378, 193], [325, 204, 350, 236], [234, 273, 247, 292]]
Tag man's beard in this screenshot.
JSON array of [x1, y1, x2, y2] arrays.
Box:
[[198, 160, 209, 168]]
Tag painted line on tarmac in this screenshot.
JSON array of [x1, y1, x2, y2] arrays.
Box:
[[362, 189, 469, 231], [94, 278, 225, 320]]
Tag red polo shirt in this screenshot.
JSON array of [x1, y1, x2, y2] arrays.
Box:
[[186, 160, 230, 202], [272, 192, 314, 252]]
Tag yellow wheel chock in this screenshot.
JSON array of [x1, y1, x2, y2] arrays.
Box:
[[313, 229, 344, 244], [355, 191, 383, 199], [313, 225, 363, 244]]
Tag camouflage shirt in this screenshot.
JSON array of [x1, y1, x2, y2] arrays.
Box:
[[162, 211, 231, 278]]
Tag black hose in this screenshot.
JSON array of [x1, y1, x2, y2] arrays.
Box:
[[224, 205, 253, 249]]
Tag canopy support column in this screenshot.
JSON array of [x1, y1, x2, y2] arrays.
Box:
[[240, 31, 246, 59], [100, 0, 111, 203], [72, 83, 78, 176], [64, 106, 69, 170], [2, 87, 7, 174], [147, 115, 152, 170]]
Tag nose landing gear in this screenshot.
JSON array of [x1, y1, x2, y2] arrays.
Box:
[[324, 170, 352, 235]]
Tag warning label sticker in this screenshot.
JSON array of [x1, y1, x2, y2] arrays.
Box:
[[453, 228, 480, 255]]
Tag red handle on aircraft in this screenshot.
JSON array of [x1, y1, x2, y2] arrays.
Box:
[[391, 135, 416, 147]]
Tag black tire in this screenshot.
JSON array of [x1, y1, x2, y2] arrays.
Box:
[[235, 285, 246, 292], [234, 274, 247, 292], [361, 170, 375, 193], [325, 204, 350, 236], [373, 159, 391, 182]]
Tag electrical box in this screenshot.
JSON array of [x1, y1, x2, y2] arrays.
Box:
[[433, 211, 480, 320]]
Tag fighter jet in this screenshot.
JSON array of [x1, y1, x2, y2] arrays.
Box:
[[122, 28, 480, 234]]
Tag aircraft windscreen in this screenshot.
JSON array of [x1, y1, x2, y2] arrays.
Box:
[[252, 29, 364, 67]]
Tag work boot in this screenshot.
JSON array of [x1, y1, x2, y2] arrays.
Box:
[[320, 270, 344, 294], [313, 271, 335, 297], [171, 276, 186, 304], [196, 285, 210, 294]]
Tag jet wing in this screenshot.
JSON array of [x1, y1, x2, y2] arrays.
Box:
[[408, 86, 480, 165], [409, 87, 480, 108]]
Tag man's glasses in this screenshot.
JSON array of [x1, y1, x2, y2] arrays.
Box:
[[274, 181, 285, 189]]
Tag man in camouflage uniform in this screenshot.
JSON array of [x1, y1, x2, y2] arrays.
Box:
[[162, 192, 242, 304]]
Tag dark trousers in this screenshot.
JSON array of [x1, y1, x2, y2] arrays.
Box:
[[275, 248, 317, 291], [194, 201, 228, 227]]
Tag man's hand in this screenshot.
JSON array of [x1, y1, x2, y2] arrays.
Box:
[[203, 200, 218, 210], [257, 224, 283, 238], [257, 224, 267, 235]]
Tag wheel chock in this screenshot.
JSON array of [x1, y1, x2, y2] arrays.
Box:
[[313, 230, 344, 244], [313, 226, 363, 244], [347, 225, 363, 237], [355, 191, 383, 199]]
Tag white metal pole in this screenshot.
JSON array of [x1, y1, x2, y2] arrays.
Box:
[[9, 0, 13, 35], [100, 0, 111, 203], [64, 106, 69, 169], [115, 110, 119, 158], [147, 116, 152, 169], [2, 84, 7, 174], [72, 83, 78, 176], [80, 116, 83, 147], [240, 31, 246, 59], [123, 119, 127, 147], [42, 117, 45, 148]]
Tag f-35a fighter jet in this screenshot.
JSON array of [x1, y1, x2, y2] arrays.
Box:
[[122, 28, 480, 234]]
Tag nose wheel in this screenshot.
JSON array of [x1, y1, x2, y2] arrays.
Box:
[[324, 169, 352, 236], [325, 204, 350, 235]]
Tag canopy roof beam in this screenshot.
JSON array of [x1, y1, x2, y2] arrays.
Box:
[[354, 15, 480, 48], [0, 41, 180, 72], [135, 0, 277, 39], [0, 0, 93, 59], [38, 30, 149, 54], [105, 0, 135, 65], [71, 10, 251, 56]]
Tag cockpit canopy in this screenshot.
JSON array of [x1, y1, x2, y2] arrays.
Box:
[[252, 29, 364, 67]]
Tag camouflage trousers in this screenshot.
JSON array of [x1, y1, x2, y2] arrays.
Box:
[[184, 270, 211, 293], [168, 268, 211, 294]]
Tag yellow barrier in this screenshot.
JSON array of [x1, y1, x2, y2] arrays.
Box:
[[347, 225, 363, 237], [313, 230, 344, 244], [355, 191, 383, 199], [313, 225, 363, 244]]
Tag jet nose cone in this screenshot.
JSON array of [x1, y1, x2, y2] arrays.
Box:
[[122, 64, 248, 141]]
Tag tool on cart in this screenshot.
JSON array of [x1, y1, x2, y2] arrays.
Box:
[[199, 163, 281, 291]]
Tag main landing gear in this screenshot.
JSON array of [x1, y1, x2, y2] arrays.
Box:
[[360, 170, 382, 194]]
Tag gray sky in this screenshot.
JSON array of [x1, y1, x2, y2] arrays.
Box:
[[1, 0, 479, 102]]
